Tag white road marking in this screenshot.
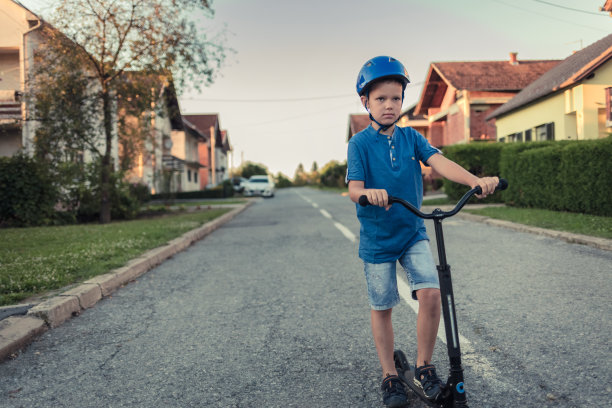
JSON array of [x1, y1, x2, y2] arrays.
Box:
[[294, 189, 514, 392], [334, 222, 356, 243]]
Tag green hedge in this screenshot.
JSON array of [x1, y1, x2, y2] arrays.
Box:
[[441, 143, 504, 202], [443, 138, 611, 216], [0, 154, 58, 227], [559, 138, 612, 215]]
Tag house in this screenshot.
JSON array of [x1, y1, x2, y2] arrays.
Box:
[[121, 78, 204, 194], [414, 55, 560, 147], [159, 88, 205, 193], [182, 114, 231, 188], [0, 0, 118, 166], [487, 34, 612, 142], [397, 104, 429, 143], [347, 114, 370, 141], [0, 0, 44, 157]]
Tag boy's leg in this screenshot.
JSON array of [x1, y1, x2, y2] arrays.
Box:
[[371, 308, 397, 377], [415, 288, 441, 367]]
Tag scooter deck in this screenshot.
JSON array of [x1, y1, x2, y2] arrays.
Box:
[[394, 350, 447, 408]]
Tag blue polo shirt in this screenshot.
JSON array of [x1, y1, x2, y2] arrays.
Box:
[[347, 125, 440, 263]]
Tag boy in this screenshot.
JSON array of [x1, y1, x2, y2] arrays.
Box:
[[346, 56, 498, 407]]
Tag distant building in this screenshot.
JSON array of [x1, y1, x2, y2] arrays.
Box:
[[414, 55, 560, 147], [182, 114, 231, 188], [487, 34, 612, 142]]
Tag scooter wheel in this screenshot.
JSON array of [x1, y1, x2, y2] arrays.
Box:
[[393, 350, 410, 372]]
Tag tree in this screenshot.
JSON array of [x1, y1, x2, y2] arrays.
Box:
[[30, 0, 227, 223], [274, 172, 293, 188], [237, 162, 269, 179], [318, 160, 347, 188]]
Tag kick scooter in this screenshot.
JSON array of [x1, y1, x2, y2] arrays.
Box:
[[359, 179, 508, 408]]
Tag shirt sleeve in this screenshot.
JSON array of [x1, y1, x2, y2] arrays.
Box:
[[414, 129, 441, 166], [346, 140, 365, 183]]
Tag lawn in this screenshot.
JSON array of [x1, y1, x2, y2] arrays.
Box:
[[464, 207, 612, 240], [0, 209, 230, 306]]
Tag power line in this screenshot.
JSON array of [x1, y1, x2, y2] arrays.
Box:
[[491, 0, 609, 32], [531, 0, 607, 17], [182, 82, 425, 103]]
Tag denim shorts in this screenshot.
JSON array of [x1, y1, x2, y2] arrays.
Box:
[[363, 240, 439, 310]]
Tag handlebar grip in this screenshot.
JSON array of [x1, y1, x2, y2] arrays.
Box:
[[474, 178, 508, 195], [358, 195, 370, 207]]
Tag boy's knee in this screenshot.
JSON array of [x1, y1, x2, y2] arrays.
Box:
[[416, 288, 441, 306]]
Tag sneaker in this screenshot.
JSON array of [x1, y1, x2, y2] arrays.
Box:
[[381, 375, 409, 407], [414, 364, 443, 402]]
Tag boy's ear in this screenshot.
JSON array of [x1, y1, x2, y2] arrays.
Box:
[[360, 95, 368, 109]]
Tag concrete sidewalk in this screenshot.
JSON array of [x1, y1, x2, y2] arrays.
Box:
[[0, 202, 253, 362]]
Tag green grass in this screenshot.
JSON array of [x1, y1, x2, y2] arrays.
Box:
[[422, 197, 454, 206], [0, 209, 230, 306], [464, 207, 612, 239]]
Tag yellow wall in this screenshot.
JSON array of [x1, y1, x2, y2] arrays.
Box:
[[496, 58, 612, 141]]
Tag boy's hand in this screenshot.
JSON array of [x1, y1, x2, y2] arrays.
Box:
[[472, 177, 499, 199], [365, 189, 391, 210]]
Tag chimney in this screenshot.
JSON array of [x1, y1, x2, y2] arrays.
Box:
[[509, 52, 518, 66]]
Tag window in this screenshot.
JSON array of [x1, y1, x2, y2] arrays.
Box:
[[507, 132, 523, 143], [535, 122, 555, 141], [194, 172, 198, 183], [525, 129, 532, 142], [187, 170, 191, 182]]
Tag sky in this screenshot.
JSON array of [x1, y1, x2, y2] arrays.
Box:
[[19, 0, 612, 178]]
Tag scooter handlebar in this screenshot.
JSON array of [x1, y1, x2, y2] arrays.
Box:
[[358, 178, 508, 220]]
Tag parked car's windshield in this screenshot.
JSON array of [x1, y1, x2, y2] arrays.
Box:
[[250, 179, 269, 183]]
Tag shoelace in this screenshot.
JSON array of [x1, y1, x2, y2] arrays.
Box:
[[382, 376, 404, 394], [418, 365, 442, 392]]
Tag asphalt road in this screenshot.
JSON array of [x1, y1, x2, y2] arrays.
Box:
[[1, 187, 610, 407]]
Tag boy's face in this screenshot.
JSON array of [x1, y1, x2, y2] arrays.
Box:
[[361, 80, 403, 127]]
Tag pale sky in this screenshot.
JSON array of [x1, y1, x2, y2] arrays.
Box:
[[20, 0, 612, 177]]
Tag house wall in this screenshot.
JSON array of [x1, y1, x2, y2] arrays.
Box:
[[445, 106, 465, 145], [198, 141, 209, 189], [496, 60, 612, 141]]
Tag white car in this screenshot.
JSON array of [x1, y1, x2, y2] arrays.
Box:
[[243, 175, 275, 197]]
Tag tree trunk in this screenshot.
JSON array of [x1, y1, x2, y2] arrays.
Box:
[[99, 84, 113, 224]]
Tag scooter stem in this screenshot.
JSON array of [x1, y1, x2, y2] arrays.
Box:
[[433, 217, 468, 407]]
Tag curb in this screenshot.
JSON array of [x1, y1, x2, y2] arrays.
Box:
[[456, 212, 612, 252], [0, 201, 253, 362]]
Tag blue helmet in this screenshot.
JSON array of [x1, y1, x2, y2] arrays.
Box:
[[356, 56, 410, 96]]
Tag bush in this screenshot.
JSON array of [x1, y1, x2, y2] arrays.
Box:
[[150, 182, 234, 201], [441, 143, 504, 202], [318, 160, 347, 188], [559, 138, 612, 216], [0, 154, 58, 227], [74, 161, 142, 222], [501, 137, 611, 216]]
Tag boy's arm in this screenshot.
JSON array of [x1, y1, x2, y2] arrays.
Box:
[[426, 153, 499, 197], [348, 180, 391, 210]]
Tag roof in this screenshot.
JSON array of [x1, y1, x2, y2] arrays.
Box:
[[347, 114, 370, 141], [415, 58, 560, 115], [431, 60, 560, 91], [183, 114, 219, 132], [488, 34, 612, 120], [602, 0, 612, 13], [182, 114, 227, 149]]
